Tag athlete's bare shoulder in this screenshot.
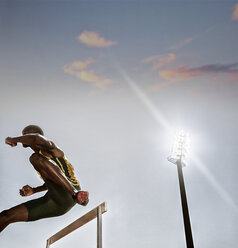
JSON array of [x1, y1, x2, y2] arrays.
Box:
[[37, 136, 64, 158], [49, 141, 64, 158], [41, 140, 64, 158]]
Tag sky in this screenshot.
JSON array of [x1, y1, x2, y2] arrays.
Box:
[[0, 0, 238, 247]]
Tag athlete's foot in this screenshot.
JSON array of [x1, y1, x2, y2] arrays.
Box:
[[73, 191, 89, 206]]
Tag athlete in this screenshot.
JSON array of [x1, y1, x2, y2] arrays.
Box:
[[0, 125, 89, 232]]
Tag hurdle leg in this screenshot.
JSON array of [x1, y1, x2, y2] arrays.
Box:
[[46, 239, 50, 248], [45, 202, 107, 248], [97, 205, 102, 248]]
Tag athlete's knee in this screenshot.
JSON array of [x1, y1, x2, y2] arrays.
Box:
[[29, 153, 39, 164], [29, 153, 46, 170], [0, 205, 28, 229], [0, 210, 11, 224], [0, 210, 11, 232]]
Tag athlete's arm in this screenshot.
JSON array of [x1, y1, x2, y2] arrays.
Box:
[[19, 184, 48, 197], [5, 134, 64, 157], [6, 134, 54, 149]]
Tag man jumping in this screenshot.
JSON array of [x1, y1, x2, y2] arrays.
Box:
[[0, 125, 89, 232]]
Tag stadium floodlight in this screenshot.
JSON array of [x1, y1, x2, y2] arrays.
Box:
[[168, 130, 194, 248], [168, 130, 189, 167]]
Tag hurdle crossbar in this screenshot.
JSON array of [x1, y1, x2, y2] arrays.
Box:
[[46, 202, 107, 248]]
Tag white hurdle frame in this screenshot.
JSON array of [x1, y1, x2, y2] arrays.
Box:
[[46, 202, 107, 248]]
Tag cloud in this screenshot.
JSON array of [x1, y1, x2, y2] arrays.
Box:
[[232, 3, 238, 20], [77, 31, 117, 47], [159, 65, 201, 82], [146, 63, 238, 93], [159, 63, 238, 82], [168, 28, 213, 51], [73, 70, 112, 89], [229, 71, 238, 81], [62, 59, 113, 89], [62, 58, 94, 74], [142, 53, 176, 70], [169, 36, 197, 50]]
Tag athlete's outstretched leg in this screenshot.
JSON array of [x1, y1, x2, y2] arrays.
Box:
[[29, 153, 77, 196], [0, 204, 28, 232]]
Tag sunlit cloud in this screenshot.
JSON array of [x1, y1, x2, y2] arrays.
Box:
[[74, 70, 112, 89], [229, 71, 238, 81], [142, 53, 176, 70], [168, 28, 213, 51], [62, 58, 94, 74], [62, 58, 113, 89], [77, 31, 117, 47], [232, 3, 238, 20], [159, 63, 238, 82], [169, 36, 197, 50], [159, 65, 202, 82]]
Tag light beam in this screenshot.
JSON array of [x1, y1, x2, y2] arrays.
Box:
[[119, 68, 238, 213]]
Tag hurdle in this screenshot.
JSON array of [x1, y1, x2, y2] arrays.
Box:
[[46, 202, 107, 248]]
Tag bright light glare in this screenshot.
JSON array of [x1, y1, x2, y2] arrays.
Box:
[[117, 66, 238, 213], [168, 130, 189, 167]]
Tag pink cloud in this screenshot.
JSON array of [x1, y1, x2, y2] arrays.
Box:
[[169, 36, 197, 50], [74, 70, 112, 89], [142, 53, 176, 70], [77, 31, 117, 47], [62, 58, 113, 89], [62, 58, 94, 74], [159, 65, 202, 82], [229, 71, 238, 81], [232, 3, 238, 20], [159, 63, 238, 82]]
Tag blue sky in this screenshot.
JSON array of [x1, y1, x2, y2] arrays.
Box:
[[0, 1, 238, 248]]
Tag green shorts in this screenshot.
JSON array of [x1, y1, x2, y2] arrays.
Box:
[[24, 180, 80, 221]]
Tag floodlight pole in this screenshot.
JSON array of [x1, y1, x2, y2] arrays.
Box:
[[176, 158, 194, 248]]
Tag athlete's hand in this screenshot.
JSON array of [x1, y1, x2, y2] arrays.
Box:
[[19, 185, 34, 197], [5, 137, 17, 147]]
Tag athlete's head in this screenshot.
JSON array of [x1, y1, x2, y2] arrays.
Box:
[[22, 125, 44, 136]]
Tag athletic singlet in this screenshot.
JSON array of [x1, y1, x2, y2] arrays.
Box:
[[39, 151, 81, 189]]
